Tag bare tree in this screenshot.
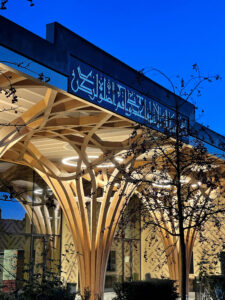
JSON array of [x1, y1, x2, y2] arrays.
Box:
[[107, 66, 225, 300]]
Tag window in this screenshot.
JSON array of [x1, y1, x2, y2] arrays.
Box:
[[219, 252, 225, 275], [107, 251, 116, 272], [190, 252, 194, 274], [0, 252, 3, 282]]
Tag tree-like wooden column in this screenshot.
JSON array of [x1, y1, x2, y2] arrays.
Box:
[[0, 129, 137, 299], [139, 181, 216, 294], [19, 141, 136, 299], [0, 75, 139, 299], [0, 164, 61, 270], [159, 228, 197, 293]]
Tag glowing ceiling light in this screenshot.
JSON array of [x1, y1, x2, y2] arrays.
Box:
[[34, 187, 52, 195], [115, 157, 123, 162], [96, 163, 115, 168], [180, 179, 189, 184], [34, 188, 42, 195], [62, 156, 123, 167], [62, 155, 99, 167], [191, 182, 202, 188], [152, 183, 171, 189]]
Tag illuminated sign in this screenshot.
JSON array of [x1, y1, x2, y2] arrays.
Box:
[[69, 57, 188, 134]]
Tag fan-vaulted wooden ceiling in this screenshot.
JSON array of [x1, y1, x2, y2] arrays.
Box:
[[0, 63, 136, 167]]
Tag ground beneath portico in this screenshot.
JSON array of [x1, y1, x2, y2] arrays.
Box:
[[75, 291, 196, 299]]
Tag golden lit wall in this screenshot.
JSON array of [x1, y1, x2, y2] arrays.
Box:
[[0, 218, 26, 251], [193, 220, 225, 276], [141, 225, 169, 280], [140, 220, 225, 280], [61, 214, 79, 285], [59, 212, 225, 285]]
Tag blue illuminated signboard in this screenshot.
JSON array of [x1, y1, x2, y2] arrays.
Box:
[[69, 57, 188, 134]]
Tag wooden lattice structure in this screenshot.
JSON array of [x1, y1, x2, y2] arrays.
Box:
[[0, 17, 225, 299], [0, 64, 140, 298]]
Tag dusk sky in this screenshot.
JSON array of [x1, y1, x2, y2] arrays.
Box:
[[0, 0, 224, 219], [1, 0, 225, 134]]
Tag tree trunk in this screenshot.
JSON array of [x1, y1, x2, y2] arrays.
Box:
[[175, 106, 187, 300], [77, 246, 110, 300], [179, 227, 187, 300]]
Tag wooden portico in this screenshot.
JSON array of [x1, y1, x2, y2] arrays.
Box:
[[0, 16, 225, 299], [0, 65, 138, 299]]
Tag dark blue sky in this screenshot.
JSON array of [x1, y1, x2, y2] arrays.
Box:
[[0, 192, 25, 220], [1, 0, 225, 134], [0, 0, 224, 219]]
